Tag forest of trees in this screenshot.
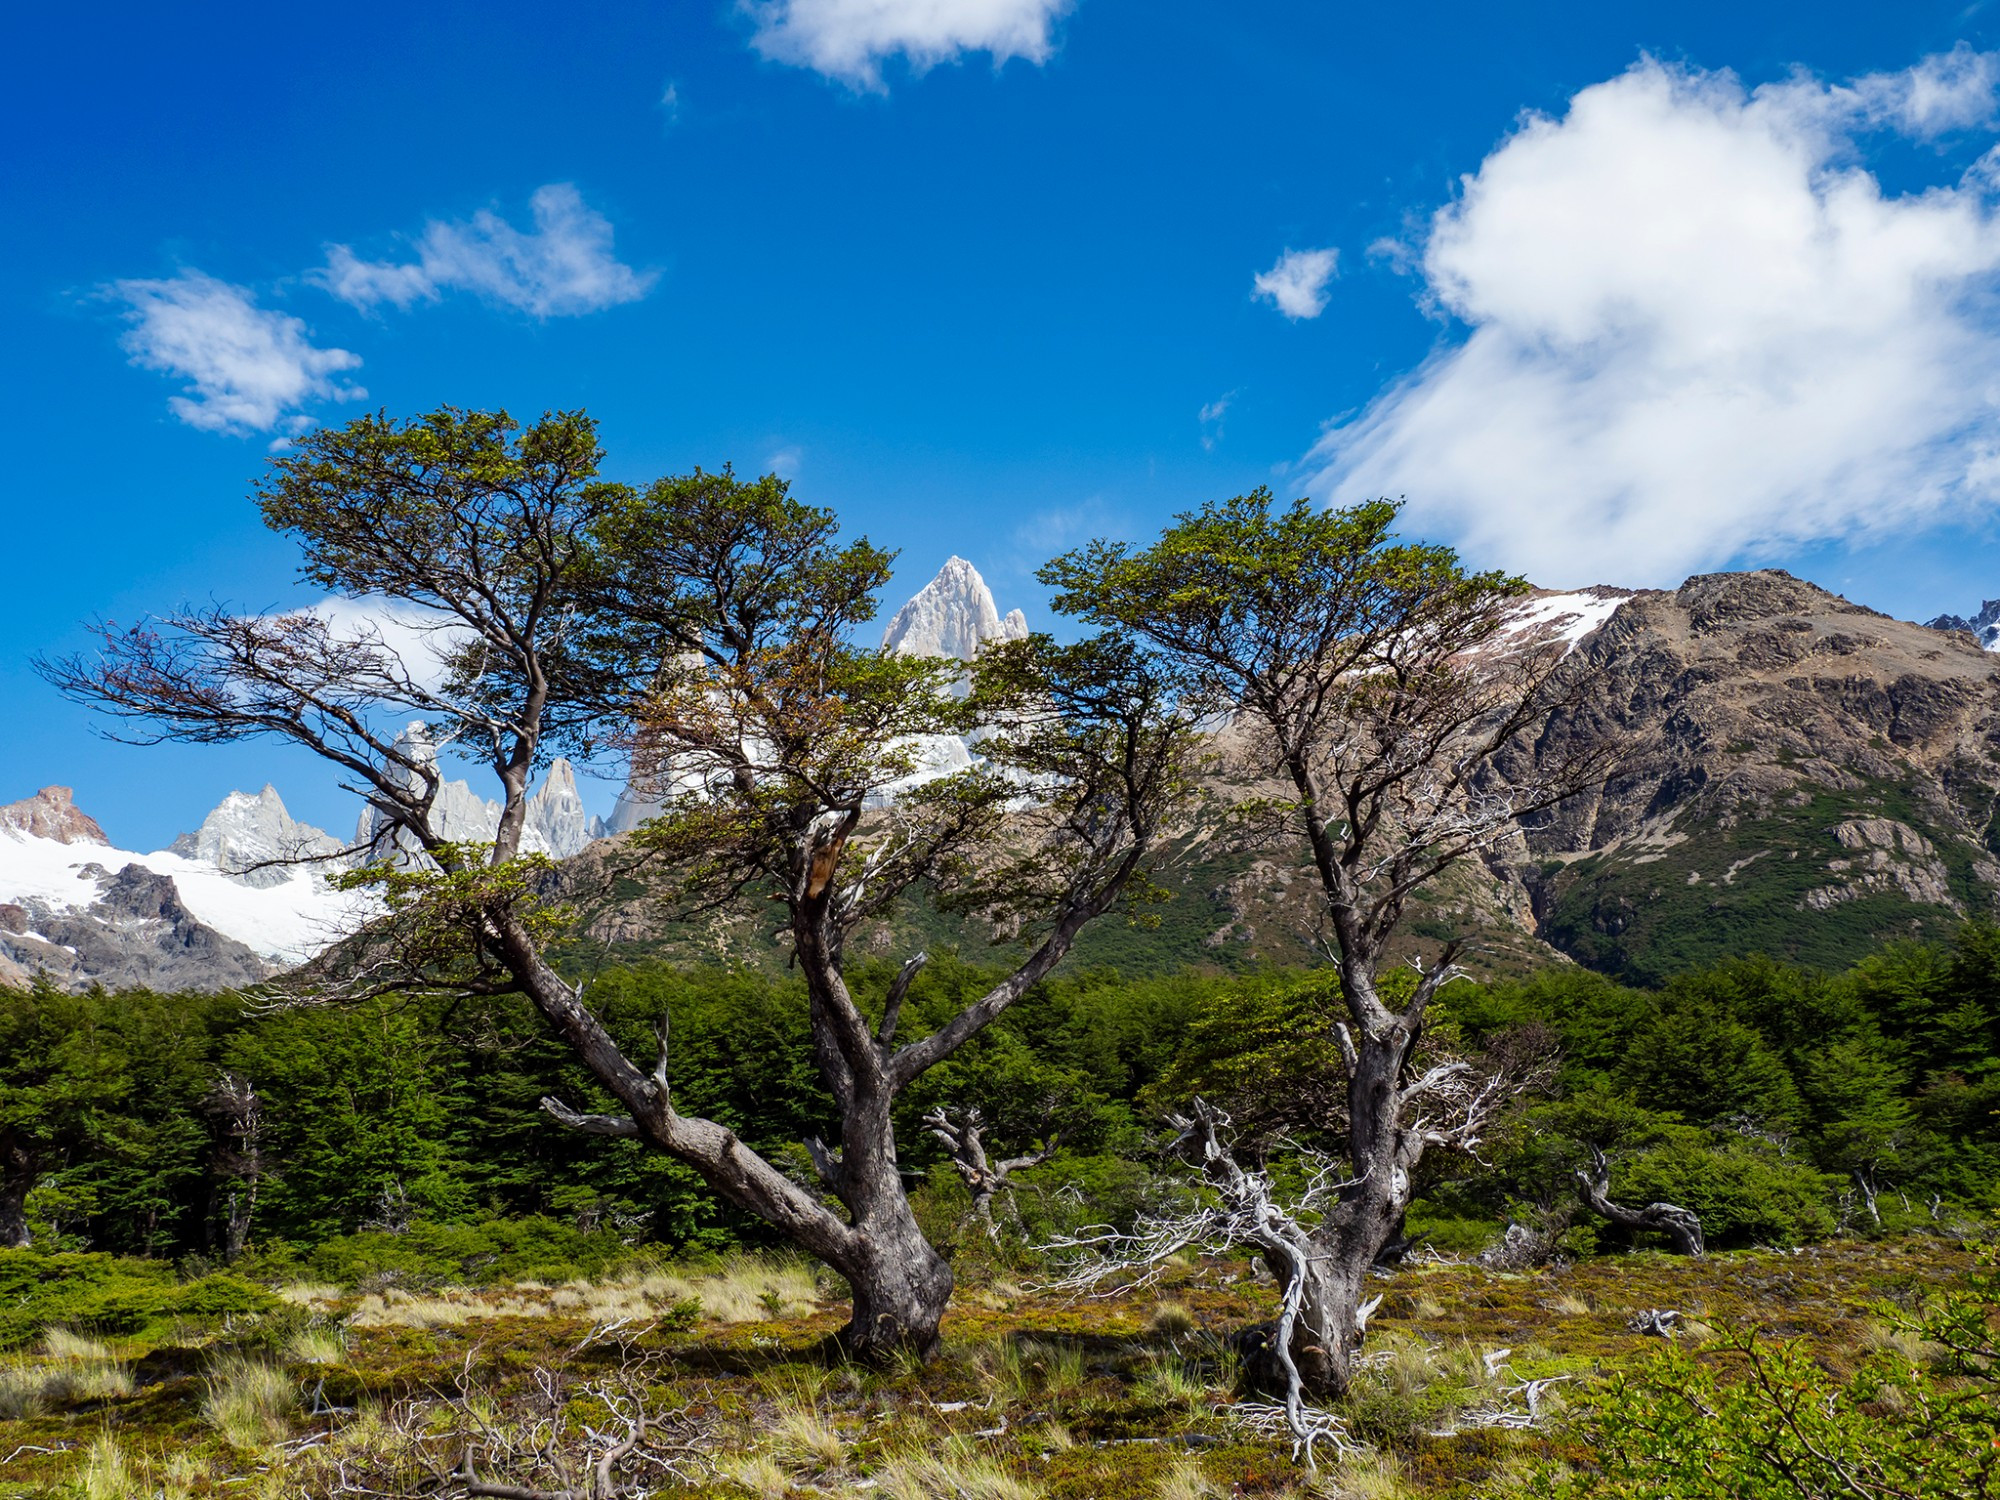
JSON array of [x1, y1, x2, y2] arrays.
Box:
[[5, 923, 1994, 1275]]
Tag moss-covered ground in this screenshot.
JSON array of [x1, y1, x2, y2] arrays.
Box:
[[0, 1234, 1979, 1499]]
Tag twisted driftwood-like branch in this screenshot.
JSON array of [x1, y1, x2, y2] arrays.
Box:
[[1576, 1145, 1705, 1257], [1036, 1099, 1368, 1467], [923, 1105, 1065, 1244]]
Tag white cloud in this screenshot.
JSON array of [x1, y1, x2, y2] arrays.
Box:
[[767, 445, 803, 481], [1199, 391, 1235, 450], [1306, 50, 2000, 586], [303, 597, 470, 695], [110, 272, 364, 436], [315, 184, 654, 318], [742, 0, 1073, 90], [1253, 247, 1338, 320]]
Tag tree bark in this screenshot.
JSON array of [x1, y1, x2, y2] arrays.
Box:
[[831, 1203, 954, 1360], [0, 1135, 34, 1250], [1575, 1146, 1705, 1256]]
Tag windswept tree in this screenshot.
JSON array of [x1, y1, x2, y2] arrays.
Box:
[[1045, 490, 1607, 1397], [42, 408, 1202, 1359], [558, 472, 1202, 1353]]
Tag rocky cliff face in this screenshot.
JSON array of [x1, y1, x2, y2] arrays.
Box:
[[0, 863, 272, 992], [0, 787, 109, 846], [1492, 570, 2000, 978]]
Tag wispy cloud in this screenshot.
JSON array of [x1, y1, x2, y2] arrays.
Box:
[[1010, 495, 1124, 573], [315, 184, 654, 318], [766, 445, 803, 481], [659, 81, 682, 128], [109, 272, 364, 437], [1306, 49, 2000, 586], [1253, 247, 1338, 320], [1199, 391, 1236, 451], [742, 0, 1074, 91]]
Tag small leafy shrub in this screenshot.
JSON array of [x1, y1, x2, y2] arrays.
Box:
[[1518, 1242, 2000, 1498], [301, 1215, 642, 1286], [0, 1249, 274, 1349], [1614, 1138, 1837, 1247]]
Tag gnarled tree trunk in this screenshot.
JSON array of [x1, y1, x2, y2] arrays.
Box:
[[1575, 1145, 1705, 1256], [0, 1133, 35, 1250]]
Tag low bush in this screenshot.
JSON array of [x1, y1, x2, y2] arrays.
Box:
[[300, 1215, 646, 1287], [0, 1248, 274, 1349]]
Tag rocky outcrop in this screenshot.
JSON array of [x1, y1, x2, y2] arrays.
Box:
[[171, 785, 345, 888], [0, 787, 109, 846], [1491, 570, 2000, 978]]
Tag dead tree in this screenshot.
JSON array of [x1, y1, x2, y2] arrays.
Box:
[[1040, 1099, 1368, 1467], [42, 413, 1200, 1363], [1044, 491, 1609, 1396], [202, 1071, 265, 1260], [921, 1106, 1064, 1245], [1574, 1145, 1705, 1257]]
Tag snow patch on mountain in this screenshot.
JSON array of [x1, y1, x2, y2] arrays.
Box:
[[1926, 599, 2000, 651], [1500, 588, 1633, 649], [0, 811, 374, 969]]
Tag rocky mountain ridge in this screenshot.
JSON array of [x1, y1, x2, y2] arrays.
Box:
[[12, 563, 2000, 991], [1924, 597, 2000, 650]]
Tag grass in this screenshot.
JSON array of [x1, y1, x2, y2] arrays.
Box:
[[876, 1441, 1044, 1500], [200, 1353, 295, 1450], [0, 1236, 1982, 1499]]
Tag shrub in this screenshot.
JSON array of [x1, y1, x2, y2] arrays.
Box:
[[301, 1215, 642, 1286], [0, 1249, 274, 1349], [1518, 1242, 2000, 1498], [1615, 1138, 1837, 1247]]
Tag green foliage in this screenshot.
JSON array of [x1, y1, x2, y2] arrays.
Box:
[[1522, 1243, 2000, 1499], [1612, 1134, 1837, 1246], [0, 1248, 274, 1349], [0, 982, 235, 1256], [301, 1216, 648, 1287]]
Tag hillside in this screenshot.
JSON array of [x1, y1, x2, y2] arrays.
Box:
[[9, 566, 2000, 990], [1492, 569, 2000, 980]]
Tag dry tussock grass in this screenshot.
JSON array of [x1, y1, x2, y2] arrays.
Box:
[[201, 1353, 296, 1450], [0, 1329, 135, 1413], [875, 1441, 1043, 1500]]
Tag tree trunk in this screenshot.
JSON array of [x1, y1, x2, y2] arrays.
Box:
[[0, 1136, 34, 1250], [1292, 996, 1419, 1399], [832, 1204, 954, 1361], [0, 1184, 29, 1251], [1576, 1146, 1705, 1256]]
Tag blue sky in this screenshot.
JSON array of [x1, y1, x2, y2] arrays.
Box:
[[6, 0, 2000, 846]]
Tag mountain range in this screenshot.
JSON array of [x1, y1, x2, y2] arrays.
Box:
[[6, 559, 2000, 991]]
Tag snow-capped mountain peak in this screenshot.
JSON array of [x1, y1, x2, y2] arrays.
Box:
[[881, 556, 1029, 663], [170, 784, 345, 889], [1926, 599, 2000, 651]]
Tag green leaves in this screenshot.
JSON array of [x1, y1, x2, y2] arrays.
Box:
[[1529, 1249, 2000, 1499]]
